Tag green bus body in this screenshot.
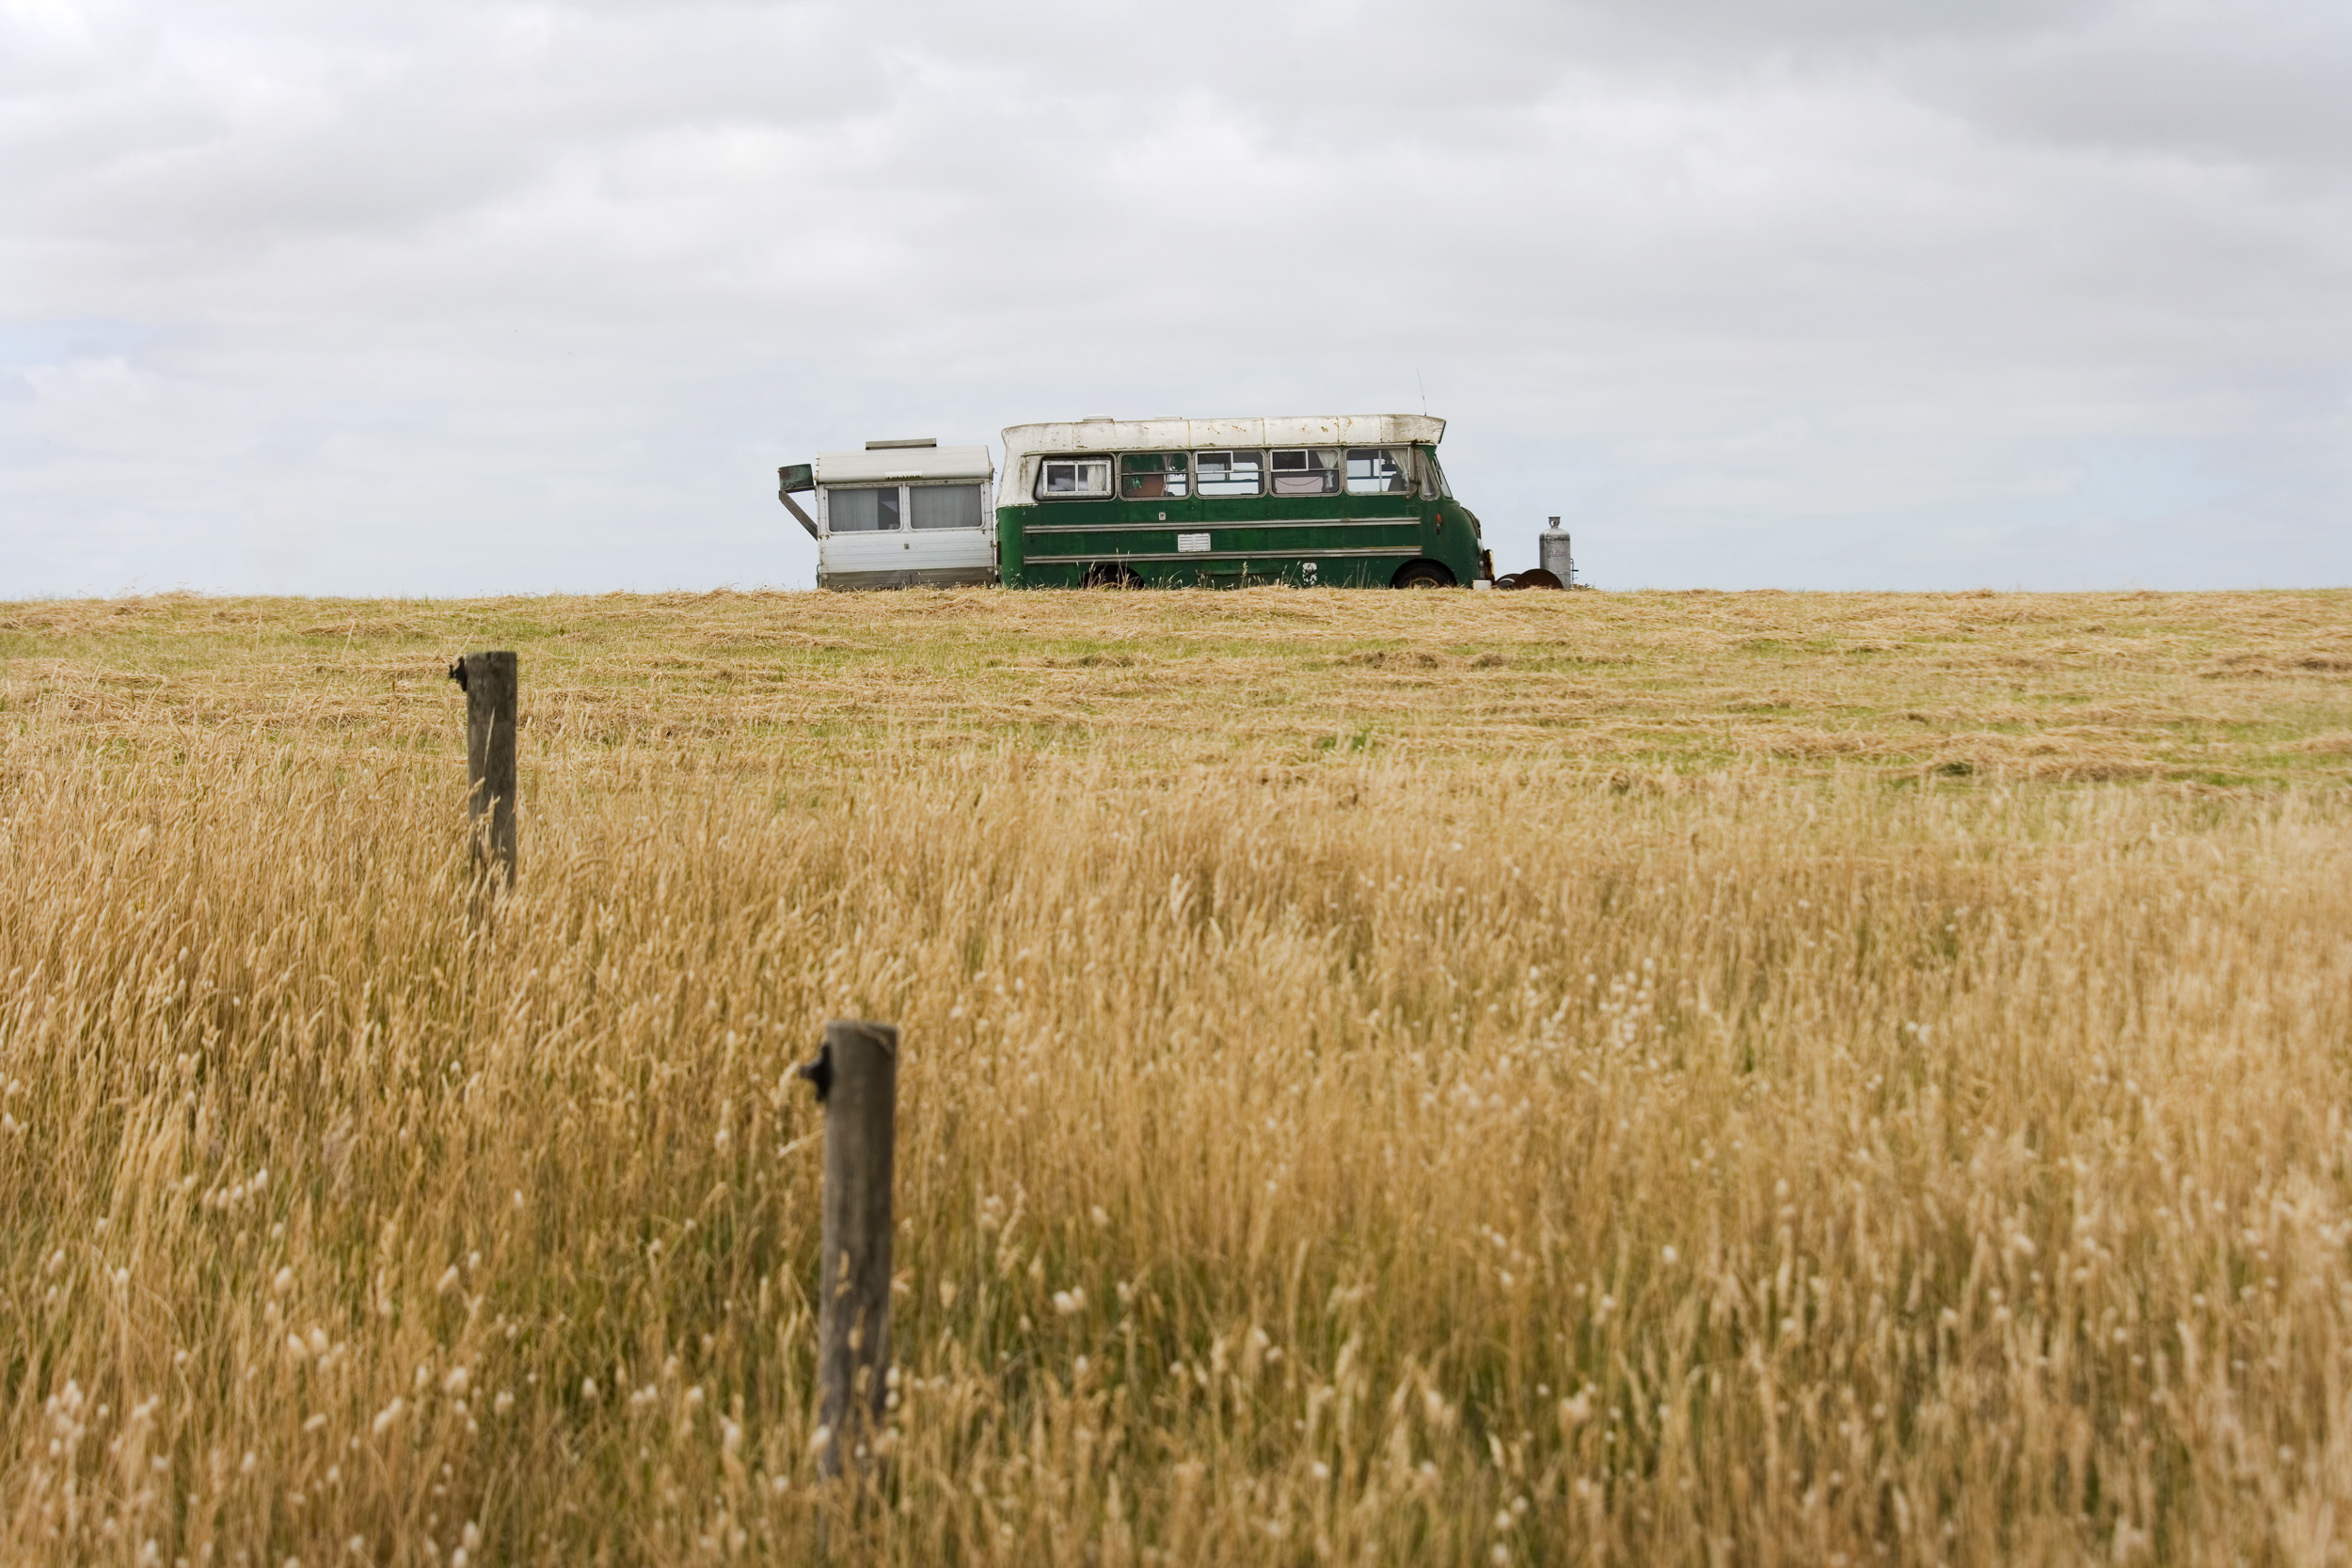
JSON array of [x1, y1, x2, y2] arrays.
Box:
[[995, 419, 1489, 590]]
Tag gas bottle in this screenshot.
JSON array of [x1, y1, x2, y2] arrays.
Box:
[[1538, 517, 1575, 587]]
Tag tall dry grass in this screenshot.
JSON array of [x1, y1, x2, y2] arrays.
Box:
[[4, 588, 2352, 1566]]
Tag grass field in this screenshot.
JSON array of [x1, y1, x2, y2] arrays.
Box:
[[4, 586, 2351, 1567]]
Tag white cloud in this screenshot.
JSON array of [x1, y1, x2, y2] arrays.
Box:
[[2, 0, 2346, 594]]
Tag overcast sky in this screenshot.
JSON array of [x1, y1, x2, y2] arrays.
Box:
[[4, 0, 2347, 595]]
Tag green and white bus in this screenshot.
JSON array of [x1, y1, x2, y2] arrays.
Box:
[[993, 414, 1491, 589]]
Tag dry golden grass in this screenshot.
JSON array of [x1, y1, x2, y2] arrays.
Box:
[[4, 586, 2352, 1567]]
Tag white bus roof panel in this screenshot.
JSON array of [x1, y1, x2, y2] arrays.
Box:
[[814, 445, 993, 484], [1000, 415, 1445, 464]]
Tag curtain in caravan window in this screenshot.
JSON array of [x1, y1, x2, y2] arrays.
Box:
[[911, 483, 984, 530], [829, 486, 899, 531]]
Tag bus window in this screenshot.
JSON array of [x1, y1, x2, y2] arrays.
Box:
[[1420, 449, 1454, 499], [1120, 453, 1189, 499], [1195, 450, 1263, 497], [1270, 448, 1341, 497], [911, 483, 985, 530], [1345, 448, 1411, 495], [1039, 458, 1112, 499], [829, 485, 899, 531]]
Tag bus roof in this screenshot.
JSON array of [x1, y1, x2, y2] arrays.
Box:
[[1000, 414, 1444, 461]]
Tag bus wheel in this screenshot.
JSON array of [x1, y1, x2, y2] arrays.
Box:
[[1082, 563, 1140, 589], [1391, 560, 1455, 590]]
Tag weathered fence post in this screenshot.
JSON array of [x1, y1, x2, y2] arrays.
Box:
[[447, 651, 517, 887], [798, 1019, 898, 1481]]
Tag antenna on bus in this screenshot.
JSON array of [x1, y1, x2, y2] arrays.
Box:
[[1415, 369, 1427, 416]]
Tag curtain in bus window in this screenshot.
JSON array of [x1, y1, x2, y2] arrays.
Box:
[[1345, 449, 1410, 495], [829, 486, 899, 531], [1270, 449, 1340, 497], [1040, 459, 1111, 498], [1120, 453, 1190, 499], [1194, 451, 1263, 497], [1420, 451, 1454, 499], [911, 483, 984, 530]]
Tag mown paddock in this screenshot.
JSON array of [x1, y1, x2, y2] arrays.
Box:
[[3, 586, 2351, 1567]]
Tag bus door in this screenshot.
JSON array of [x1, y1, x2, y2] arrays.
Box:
[[1117, 452, 1199, 578], [1189, 448, 1263, 583], [1263, 447, 1342, 585], [1337, 445, 1422, 586]]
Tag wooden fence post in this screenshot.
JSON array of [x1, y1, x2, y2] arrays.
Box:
[[447, 651, 517, 887], [799, 1019, 898, 1481]]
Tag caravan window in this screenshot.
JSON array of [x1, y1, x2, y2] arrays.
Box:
[[1270, 449, 1341, 497], [1038, 458, 1112, 499], [1194, 451, 1263, 497], [828, 485, 899, 532], [910, 483, 984, 530], [1120, 453, 1190, 499], [1345, 448, 1411, 495]]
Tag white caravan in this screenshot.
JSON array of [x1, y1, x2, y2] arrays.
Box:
[[776, 438, 995, 590]]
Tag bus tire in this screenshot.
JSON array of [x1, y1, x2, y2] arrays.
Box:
[[1391, 560, 1455, 590], [1082, 562, 1141, 589]]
